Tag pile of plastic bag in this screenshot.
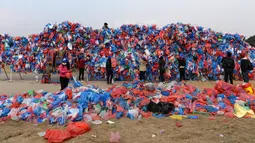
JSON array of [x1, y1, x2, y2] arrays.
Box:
[[0, 80, 255, 125], [0, 21, 255, 80]]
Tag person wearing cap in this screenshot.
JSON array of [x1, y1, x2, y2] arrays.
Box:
[[177, 55, 186, 82], [221, 51, 235, 84], [58, 58, 70, 90], [241, 52, 253, 83], [158, 56, 166, 82], [106, 56, 113, 84]]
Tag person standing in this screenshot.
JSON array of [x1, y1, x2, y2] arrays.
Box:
[[241, 53, 253, 83], [78, 57, 86, 81], [158, 56, 166, 82], [178, 55, 186, 82], [221, 51, 235, 84], [103, 23, 109, 30], [58, 58, 70, 90], [139, 56, 147, 81], [106, 56, 113, 84]]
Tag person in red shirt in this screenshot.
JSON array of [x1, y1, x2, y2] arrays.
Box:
[[58, 58, 70, 90], [78, 57, 86, 81]]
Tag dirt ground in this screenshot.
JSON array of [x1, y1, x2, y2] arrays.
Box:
[[0, 73, 255, 143]]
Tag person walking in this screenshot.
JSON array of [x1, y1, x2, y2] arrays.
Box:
[[139, 56, 147, 81], [221, 51, 235, 84], [58, 58, 71, 90], [78, 56, 86, 82], [106, 56, 113, 84], [158, 56, 166, 82], [178, 55, 186, 82], [241, 53, 253, 83]]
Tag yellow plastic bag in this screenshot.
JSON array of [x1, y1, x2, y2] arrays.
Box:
[[169, 115, 187, 120], [234, 103, 254, 118]]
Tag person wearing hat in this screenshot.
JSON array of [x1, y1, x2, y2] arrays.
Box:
[[58, 58, 71, 90], [241, 52, 253, 83], [106, 56, 113, 84], [221, 51, 235, 84]]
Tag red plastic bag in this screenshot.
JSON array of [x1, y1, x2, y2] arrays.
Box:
[[66, 122, 91, 137], [111, 87, 127, 98], [66, 72, 72, 79], [214, 81, 234, 93], [225, 112, 235, 118], [44, 129, 71, 143], [110, 132, 120, 143], [204, 88, 218, 97], [176, 122, 182, 128], [65, 88, 72, 100], [139, 98, 150, 106], [139, 110, 152, 118]]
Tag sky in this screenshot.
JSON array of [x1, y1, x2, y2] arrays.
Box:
[[0, 0, 255, 37]]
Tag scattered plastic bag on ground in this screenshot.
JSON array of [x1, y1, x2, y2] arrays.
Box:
[[110, 132, 120, 143]]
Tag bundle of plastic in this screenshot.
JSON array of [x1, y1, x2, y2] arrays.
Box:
[[1, 80, 255, 125], [1, 22, 254, 81]]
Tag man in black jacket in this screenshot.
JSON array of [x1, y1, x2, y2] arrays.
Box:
[[106, 56, 113, 84], [221, 51, 235, 84], [241, 53, 253, 83], [158, 56, 166, 82]]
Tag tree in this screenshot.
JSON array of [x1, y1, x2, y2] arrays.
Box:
[[246, 35, 255, 47]]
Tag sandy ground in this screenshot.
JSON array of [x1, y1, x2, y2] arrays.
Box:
[[0, 73, 255, 143]]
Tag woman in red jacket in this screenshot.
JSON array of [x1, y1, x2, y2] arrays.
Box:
[[58, 58, 71, 90]]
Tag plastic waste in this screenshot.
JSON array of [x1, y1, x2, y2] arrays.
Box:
[[176, 122, 182, 128], [188, 115, 198, 119], [66, 122, 91, 137], [91, 120, 103, 125], [44, 129, 71, 143], [107, 120, 115, 124], [0, 79, 255, 125], [0, 21, 253, 82], [169, 115, 187, 120], [234, 103, 255, 118], [37, 132, 46, 137], [110, 132, 120, 143]]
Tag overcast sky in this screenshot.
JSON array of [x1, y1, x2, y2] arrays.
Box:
[[0, 0, 254, 37]]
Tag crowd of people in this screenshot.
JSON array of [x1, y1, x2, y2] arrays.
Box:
[[53, 48, 253, 91]]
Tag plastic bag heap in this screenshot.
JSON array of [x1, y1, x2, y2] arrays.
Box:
[[0, 22, 254, 81], [1, 81, 255, 125]]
